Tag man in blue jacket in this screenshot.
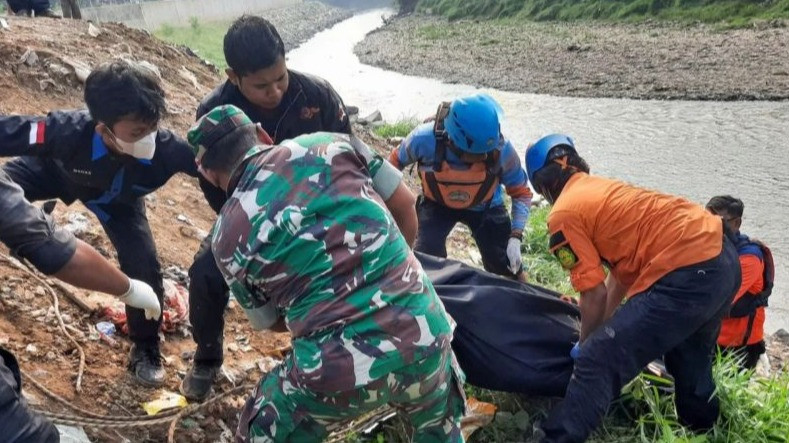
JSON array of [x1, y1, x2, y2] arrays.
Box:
[[0, 60, 213, 387]]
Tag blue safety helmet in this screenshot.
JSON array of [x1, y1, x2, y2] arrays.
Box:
[[525, 134, 576, 184], [444, 94, 503, 154]]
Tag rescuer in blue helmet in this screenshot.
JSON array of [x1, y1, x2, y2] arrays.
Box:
[[389, 93, 533, 281]]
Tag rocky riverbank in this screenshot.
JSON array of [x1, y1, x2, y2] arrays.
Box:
[[355, 14, 789, 100], [267, 1, 353, 52]]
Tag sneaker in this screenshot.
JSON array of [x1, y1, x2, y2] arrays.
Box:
[[128, 344, 166, 387], [180, 363, 220, 401], [15, 9, 32, 16], [35, 9, 61, 18]]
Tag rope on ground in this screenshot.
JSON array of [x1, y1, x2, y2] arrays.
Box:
[[167, 404, 191, 443], [0, 252, 87, 392], [21, 368, 180, 421], [32, 384, 252, 430]]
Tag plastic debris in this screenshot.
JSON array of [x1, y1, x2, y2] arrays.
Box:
[[142, 391, 188, 416], [56, 425, 91, 443], [162, 279, 189, 332], [96, 321, 115, 336], [460, 398, 497, 440], [100, 278, 189, 334], [96, 321, 118, 347]]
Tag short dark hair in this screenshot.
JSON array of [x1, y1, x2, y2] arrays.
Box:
[[84, 60, 166, 127], [201, 125, 259, 173], [532, 147, 590, 202], [706, 195, 744, 218], [224, 15, 285, 76]]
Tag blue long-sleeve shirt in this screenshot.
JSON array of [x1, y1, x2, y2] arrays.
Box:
[[0, 110, 219, 221], [390, 123, 532, 231]]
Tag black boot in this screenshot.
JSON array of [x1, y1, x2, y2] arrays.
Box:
[[180, 362, 220, 401], [128, 344, 166, 387]]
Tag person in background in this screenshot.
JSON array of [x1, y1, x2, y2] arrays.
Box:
[[6, 0, 59, 17], [59, 0, 81, 19], [706, 195, 773, 371], [524, 134, 741, 442], [181, 14, 419, 402], [389, 94, 532, 282], [0, 169, 160, 442]]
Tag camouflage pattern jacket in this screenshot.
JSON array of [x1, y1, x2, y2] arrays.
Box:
[[212, 132, 455, 393]]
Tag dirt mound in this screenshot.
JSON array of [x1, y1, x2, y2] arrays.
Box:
[[0, 17, 218, 128], [0, 16, 293, 443]]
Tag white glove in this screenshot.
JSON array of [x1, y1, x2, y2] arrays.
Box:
[[506, 237, 523, 275], [119, 278, 162, 321]]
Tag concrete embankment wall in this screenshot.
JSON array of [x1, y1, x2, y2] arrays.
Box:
[[81, 0, 302, 30]]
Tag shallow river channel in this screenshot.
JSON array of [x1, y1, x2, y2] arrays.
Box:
[[287, 10, 789, 333]]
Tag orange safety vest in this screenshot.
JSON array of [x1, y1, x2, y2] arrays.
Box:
[[419, 102, 502, 210], [721, 238, 774, 346]]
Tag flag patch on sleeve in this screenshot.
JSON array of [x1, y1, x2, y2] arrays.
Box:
[[29, 121, 45, 145]]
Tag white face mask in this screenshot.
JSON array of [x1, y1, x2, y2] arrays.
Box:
[[115, 131, 157, 160]]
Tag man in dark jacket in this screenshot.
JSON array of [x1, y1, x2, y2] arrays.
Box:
[[0, 60, 210, 387], [0, 167, 162, 442], [181, 15, 419, 401]]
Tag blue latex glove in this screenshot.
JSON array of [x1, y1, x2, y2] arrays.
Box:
[[570, 342, 581, 360]]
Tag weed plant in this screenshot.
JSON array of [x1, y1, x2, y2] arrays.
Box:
[[372, 119, 420, 139]]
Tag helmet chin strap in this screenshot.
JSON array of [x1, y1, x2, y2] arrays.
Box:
[[544, 186, 560, 205], [538, 156, 577, 205]]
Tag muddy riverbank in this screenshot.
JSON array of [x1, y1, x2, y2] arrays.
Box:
[[355, 14, 789, 100]]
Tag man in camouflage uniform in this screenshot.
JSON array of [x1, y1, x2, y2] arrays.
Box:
[[187, 105, 465, 443]]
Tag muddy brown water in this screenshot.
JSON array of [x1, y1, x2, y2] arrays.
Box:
[[288, 10, 789, 333]]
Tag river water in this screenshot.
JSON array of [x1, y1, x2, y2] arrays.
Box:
[[287, 10, 789, 333]]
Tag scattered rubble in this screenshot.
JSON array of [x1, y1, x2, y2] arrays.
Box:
[[357, 109, 383, 126]]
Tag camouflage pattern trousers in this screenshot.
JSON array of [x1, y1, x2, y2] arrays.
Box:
[[235, 348, 466, 443]]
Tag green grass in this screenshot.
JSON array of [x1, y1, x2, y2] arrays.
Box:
[[522, 206, 576, 295], [417, 0, 789, 25], [372, 119, 420, 139], [154, 18, 230, 69]]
